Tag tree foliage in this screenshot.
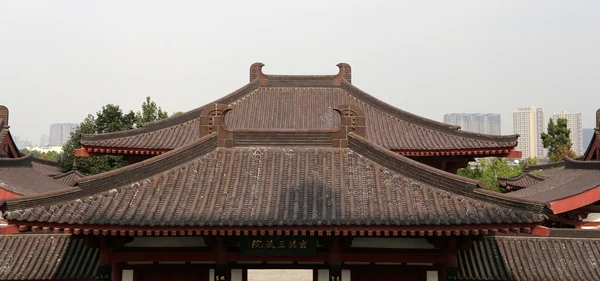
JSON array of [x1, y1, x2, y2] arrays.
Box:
[[95, 104, 136, 133], [58, 97, 169, 174], [135, 96, 168, 126], [541, 118, 576, 162], [19, 148, 58, 161], [457, 158, 524, 192], [58, 112, 131, 174]]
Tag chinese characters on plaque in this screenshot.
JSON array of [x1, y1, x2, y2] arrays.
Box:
[[239, 236, 317, 257]]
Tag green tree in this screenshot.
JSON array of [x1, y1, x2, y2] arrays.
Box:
[[458, 158, 523, 192], [135, 96, 168, 126], [95, 104, 136, 133], [58, 109, 131, 174], [541, 118, 576, 162], [20, 148, 59, 161]]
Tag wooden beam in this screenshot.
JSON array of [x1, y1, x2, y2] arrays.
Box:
[[108, 250, 448, 264], [10, 221, 541, 237]]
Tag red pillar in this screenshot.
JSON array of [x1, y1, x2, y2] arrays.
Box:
[[111, 263, 122, 281]]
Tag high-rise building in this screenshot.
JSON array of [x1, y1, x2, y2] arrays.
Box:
[[49, 123, 78, 146], [551, 111, 583, 156], [513, 106, 546, 159], [443, 113, 501, 135], [40, 134, 50, 147]]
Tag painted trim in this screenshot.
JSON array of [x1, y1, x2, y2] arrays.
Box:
[[549, 185, 600, 214]]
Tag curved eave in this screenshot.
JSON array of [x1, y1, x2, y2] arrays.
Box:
[[79, 80, 259, 146], [391, 148, 518, 157], [340, 81, 520, 146], [549, 185, 600, 214]]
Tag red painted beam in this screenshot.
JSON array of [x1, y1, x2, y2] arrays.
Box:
[[74, 148, 91, 156], [550, 185, 600, 214], [531, 226, 551, 237], [506, 150, 522, 158], [109, 250, 447, 264]]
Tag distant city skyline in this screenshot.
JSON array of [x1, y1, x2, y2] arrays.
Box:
[[443, 113, 501, 135], [49, 123, 78, 147]]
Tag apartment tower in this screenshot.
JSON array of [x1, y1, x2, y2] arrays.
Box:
[[513, 106, 545, 159], [551, 111, 583, 156], [443, 113, 501, 135]]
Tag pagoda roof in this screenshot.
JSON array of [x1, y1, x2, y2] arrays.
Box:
[[2, 110, 545, 235], [458, 231, 600, 281], [51, 169, 85, 186], [508, 157, 600, 214], [0, 155, 72, 197], [498, 173, 547, 191], [78, 63, 519, 157], [0, 234, 99, 280]]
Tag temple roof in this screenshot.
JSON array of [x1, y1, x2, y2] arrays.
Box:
[[79, 63, 519, 157], [30, 157, 61, 177], [2, 114, 545, 233], [508, 157, 600, 214], [0, 234, 99, 280], [458, 231, 600, 281], [0, 155, 71, 197], [498, 173, 547, 191], [497, 161, 565, 190], [51, 169, 85, 186]]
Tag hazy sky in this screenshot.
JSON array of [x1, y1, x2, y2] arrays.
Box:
[[1, 1, 599, 144]]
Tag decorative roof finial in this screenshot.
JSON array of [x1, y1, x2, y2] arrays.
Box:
[[0, 105, 8, 129], [72, 157, 78, 171], [250, 62, 267, 83]]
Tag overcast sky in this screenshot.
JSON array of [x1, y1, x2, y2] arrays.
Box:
[[1, 1, 598, 144]]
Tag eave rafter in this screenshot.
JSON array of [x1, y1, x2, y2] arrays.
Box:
[[75, 146, 170, 157], [391, 148, 519, 157], [77, 146, 519, 158], [13, 222, 540, 237]]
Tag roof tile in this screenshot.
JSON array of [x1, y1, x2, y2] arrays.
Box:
[[79, 67, 518, 154], [3, 134, 545, 228]]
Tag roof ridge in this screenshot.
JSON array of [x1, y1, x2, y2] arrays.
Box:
[[80, 80, 259, 142], [498, 172, 546, 182], [31, 157, 59, 167], [0, 154, 33, 167], [526, 161, 565, 171], [564, 156, 600, 170], [51, 169, 85, 180], [347, 133, 546, 212], [2, 133, 219, 211], [340, 81, 519, 144]]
